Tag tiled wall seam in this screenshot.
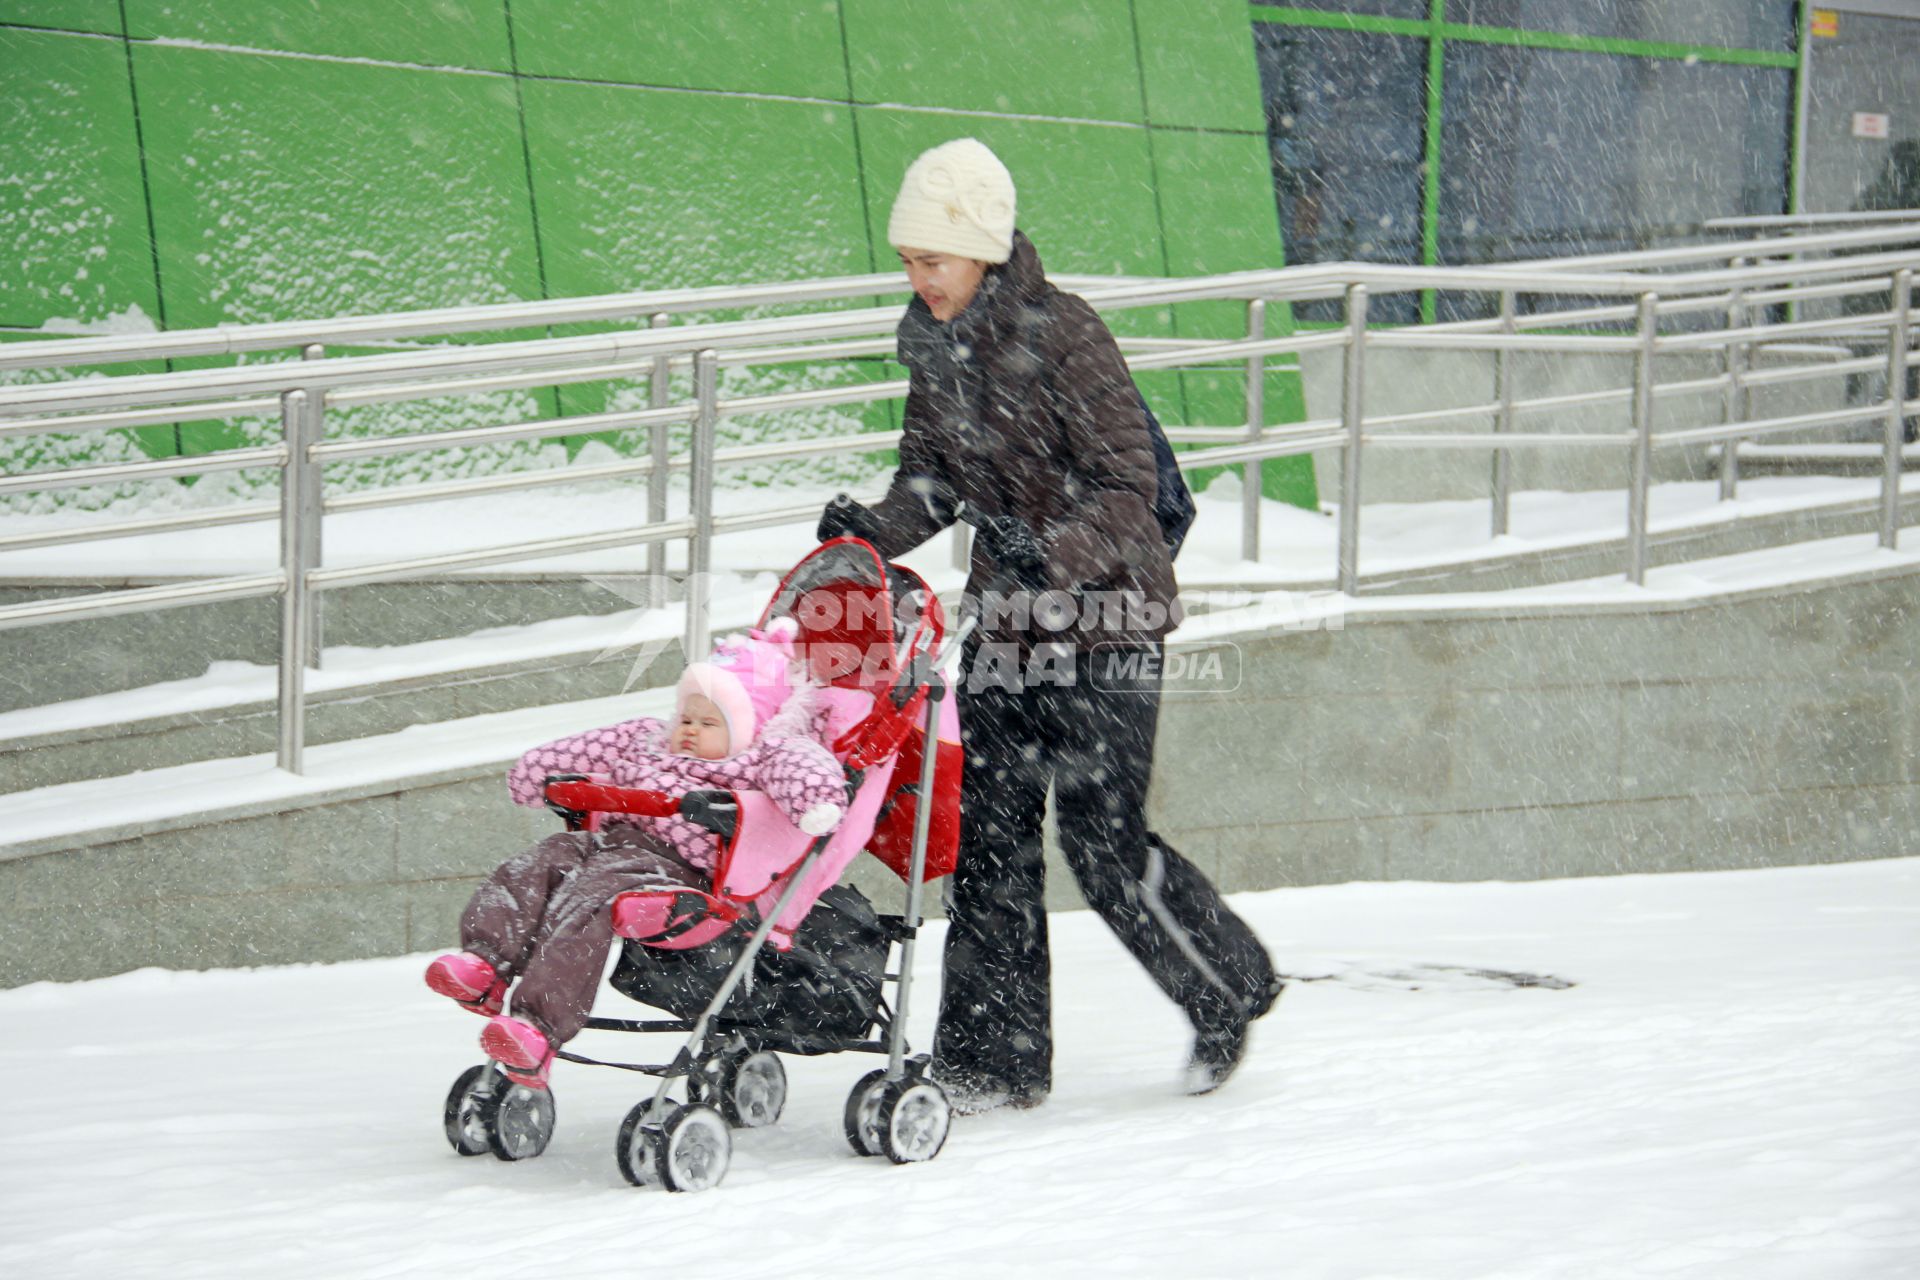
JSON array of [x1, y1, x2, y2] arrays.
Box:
[[1, 21, 1264, 135]]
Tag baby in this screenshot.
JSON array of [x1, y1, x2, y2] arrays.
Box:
[[424, 619, 847, 1088]]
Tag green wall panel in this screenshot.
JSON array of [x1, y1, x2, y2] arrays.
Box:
[[842, 0, 1143, 124], [509, 0, 849, 99], [1133, 0, 1266, 131], [1180, 368, 1317, 508], [1154, 128, 1285, 338], [525, 81, 869, 297], [0, 28, 161, 330], [1154, 129, 1312, 509], [129, 43, 547, 465], [123, 0, 513, 72], [0, 0, 121, 33], [131, 43, 542, 329], [522, 80, 874, 440]]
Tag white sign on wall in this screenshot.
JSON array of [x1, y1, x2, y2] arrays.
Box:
[[1852, 112, 1892, 139]]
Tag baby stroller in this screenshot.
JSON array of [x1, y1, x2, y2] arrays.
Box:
[[441, 537, 968, 1192]]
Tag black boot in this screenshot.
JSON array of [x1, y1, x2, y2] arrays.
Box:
[[936, 1069, 1049, 1116], [1183, 977, 1285, 1096]]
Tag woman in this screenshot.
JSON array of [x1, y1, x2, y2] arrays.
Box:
[[818, 138, 1281, 1110]]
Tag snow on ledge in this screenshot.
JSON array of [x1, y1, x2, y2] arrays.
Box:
[[0, 688, 671, 861], [4, 524, 1918, 860]]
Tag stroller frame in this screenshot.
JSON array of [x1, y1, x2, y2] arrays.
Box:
[[443, 554, 969, 1192]]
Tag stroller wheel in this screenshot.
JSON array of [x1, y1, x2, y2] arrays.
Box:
[[443, 1064, 500, 1157], [877, 1078, 950, 1165], [488, 1080, 557, 1162], [657, 1103, 732, 1193], [719, 1050, 787, 1129], [614, 1101, 662, 1188], [843, 1069, 889, 1157]]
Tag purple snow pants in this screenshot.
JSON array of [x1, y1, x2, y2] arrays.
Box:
[[459, 827, 703, 1045]]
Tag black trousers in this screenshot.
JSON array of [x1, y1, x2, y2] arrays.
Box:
[[933, 640, 1277, 1095]]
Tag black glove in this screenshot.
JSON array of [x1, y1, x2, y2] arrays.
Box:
[[975, 514, 1047, 585], [817, 493, 880, 544]]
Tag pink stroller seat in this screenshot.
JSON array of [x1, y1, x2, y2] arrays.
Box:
[[546, 538, 962, 958]]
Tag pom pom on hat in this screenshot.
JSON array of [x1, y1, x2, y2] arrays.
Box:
[[887, 138, 1016, 265]]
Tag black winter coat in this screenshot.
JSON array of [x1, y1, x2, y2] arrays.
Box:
[[863, 232, 1182, 650]]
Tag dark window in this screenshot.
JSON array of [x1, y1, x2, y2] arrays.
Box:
[[1804, 9, 1920, 214], [1253, 0, 1430, 18], [1435, 42, 1790, 318], [1451, 0, 1797, 53], [1255, 23, 1429, 323]]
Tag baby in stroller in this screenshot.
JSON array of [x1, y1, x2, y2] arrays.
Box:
[[424, 617, 849, 1088]]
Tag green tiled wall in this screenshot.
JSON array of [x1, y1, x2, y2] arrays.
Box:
[[1, 1, 1315, 508], [525, 82, 869, 298], [132, 43, 542, 328], [509, 0, 850, 98], [1, 28, 159, 330], [1134, 0, 1267, 131], [841, 0, 1144, 124], [0, 0, 118, 34], [123, 0, 514, 72]]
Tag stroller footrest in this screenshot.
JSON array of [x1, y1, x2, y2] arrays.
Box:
[[611, 888, 740, 949]]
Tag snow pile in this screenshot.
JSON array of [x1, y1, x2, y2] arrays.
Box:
[[1, 859, 1913, 1278]]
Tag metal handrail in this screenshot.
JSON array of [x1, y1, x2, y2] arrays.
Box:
[[8, 242, 1920, 419], [1, 225, 1915, 774], [1705, 210, 1920, 231], [0, 269, 1140, 373], [6, 220, 1910, 378]]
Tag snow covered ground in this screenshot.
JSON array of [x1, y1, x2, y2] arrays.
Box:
[[3, 858, 1915, 1279]]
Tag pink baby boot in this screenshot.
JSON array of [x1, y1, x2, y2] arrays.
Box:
[[480, 1015, 554, 1090], [425, 952, 505, 1018]]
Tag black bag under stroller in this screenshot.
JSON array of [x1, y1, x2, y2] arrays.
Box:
[[609, 883, 890, 1051]]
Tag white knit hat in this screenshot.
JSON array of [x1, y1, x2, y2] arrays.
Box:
[[886, 138, 1016, 264]]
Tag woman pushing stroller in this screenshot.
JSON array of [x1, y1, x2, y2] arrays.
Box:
[[818, 138, 1282, 1108], [424, 618, 848, 1089]]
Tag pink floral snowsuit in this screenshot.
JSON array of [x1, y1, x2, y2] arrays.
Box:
[[459, 692, 846, 1046]]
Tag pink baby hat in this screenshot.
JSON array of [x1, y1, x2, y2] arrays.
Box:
[[676, 617, 801, 755]]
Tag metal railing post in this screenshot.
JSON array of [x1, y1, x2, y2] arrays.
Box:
[[647, 313, 671, 595], [685, 350, 718, 663], [1882, 267, 1913, 549], [1338, 285, 1368, 596], [299, 343, 325, 665], [1627, 292, 1659, 584], [1491, 289, 1515, 538], [277, 389, 315, 773], [1719, 258, 1750, 501], [1243, 297, 1265, 562]]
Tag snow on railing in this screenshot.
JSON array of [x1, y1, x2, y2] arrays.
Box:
[[0, 223, 1915, 772]]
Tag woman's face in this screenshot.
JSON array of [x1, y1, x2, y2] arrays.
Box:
[[897, 246, 986, 323], [672, 693, 731, 760]]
